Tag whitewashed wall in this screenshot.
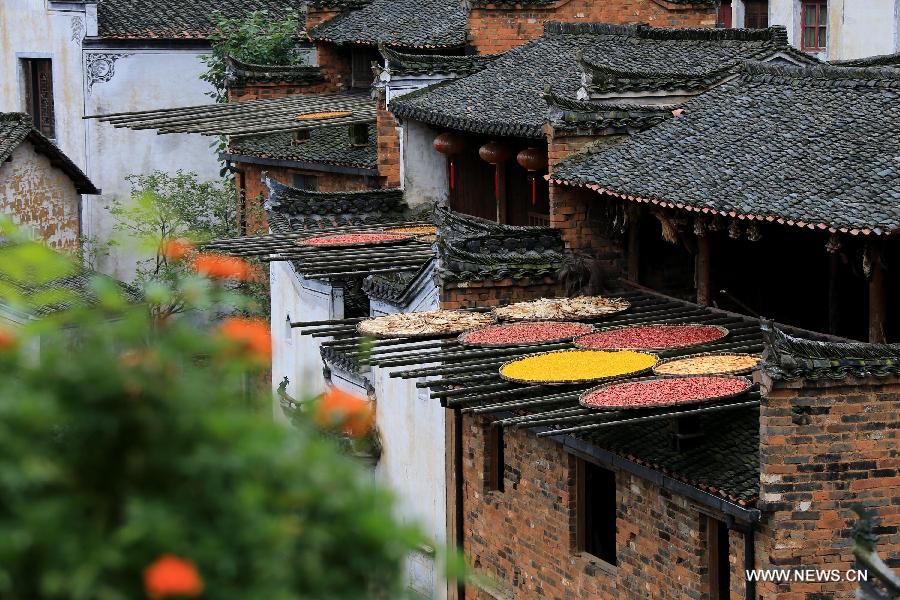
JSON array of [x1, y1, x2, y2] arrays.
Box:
[[402, 120, 449, 210], [83, 48, 221, 280], [0, 0, 90, 170]]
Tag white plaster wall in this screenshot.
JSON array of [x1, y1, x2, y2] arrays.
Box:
[[270, 261, 344, 418], [0, 143, 82, 249], [83, 49, 222, 280], [403, 120, 448, 210], [0, 0, 89, 169]]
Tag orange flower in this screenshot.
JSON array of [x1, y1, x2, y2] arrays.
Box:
[[192, 253, 255, 281], [144, 554, 203, 599], [314, 387, 375, 437], [0, 326, 15, 351], [219, 317, 272, 362], [160, 238, 194, 261]]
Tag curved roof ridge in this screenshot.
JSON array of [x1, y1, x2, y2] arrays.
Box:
[[741, 60, 900, 85]]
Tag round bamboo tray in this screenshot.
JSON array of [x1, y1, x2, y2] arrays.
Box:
[[573, 323, 729, 352], [498, 348, 658, 386], [579, 374, 753, 411], [652, 352, 761, 377], [297, 232, 412, 248], [458, 321, 595, 348], [357, 310, 493, 339], [492, 296, 631, 323]]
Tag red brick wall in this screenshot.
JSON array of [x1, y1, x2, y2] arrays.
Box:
[[468, 0, 718, 54], [461, 415, 743, 599], [314, 43, 352, 91], [305, 7, 343, 30], [376, 91, 401, 188], [755, 375, 900, 599], [227, 79, 337, 102], [440, 277, 563, 309], [236, 162, 374, 234]]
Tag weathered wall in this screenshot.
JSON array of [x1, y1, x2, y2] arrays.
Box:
[[375, 91, 401, 188], [0, 143, 81, 251], [468, 0, 718, 54], [755, 374, 900, 599], [441, 277, 562, 309], [0, 0, 89, 168], [460, 414, 746, 599], [84, 49, 222, 280], [402, 120, 449, 209]]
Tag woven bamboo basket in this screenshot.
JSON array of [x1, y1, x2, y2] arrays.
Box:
[[357, 310, 493, 339], [573, 323, 730, 352], [491, 296, 631, 323], [457, 321, 595, 348], [498, 348, 658, 386], [579, 374, 753, 411], [652, 352, 761, 377], [297, 232, 413, 248]]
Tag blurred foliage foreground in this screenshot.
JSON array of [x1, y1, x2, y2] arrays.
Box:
[[0, 222, 433, 599]]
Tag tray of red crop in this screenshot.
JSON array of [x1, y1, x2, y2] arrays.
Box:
[[573, 323, 728, 351], [579, 375, 752, 410], [458, 321, 594, 347], [298, 232, 412, 248]]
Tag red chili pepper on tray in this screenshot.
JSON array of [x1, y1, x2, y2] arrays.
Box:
[[461, 321, 593, 346], [575, 324, 726, 350], [581, 376, 748, 410]]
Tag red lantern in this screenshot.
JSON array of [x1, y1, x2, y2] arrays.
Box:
[[434, 132, 465, 190], [516, 147, 548, 206], [478, 141, 511, 201]]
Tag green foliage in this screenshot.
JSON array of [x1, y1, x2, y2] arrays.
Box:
[[108, 170, 266, 317], [0, 229, 422, 599], [201, 10, 304, 103]]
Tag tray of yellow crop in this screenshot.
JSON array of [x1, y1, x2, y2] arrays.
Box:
[[653, 352, 761, 377], [498, 349, 658, 386], [357, 309, 493, 339]]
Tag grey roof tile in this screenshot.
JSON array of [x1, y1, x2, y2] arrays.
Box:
[[552, 62, 900, 233], [227, 125, 377, 169], [266, 180, 409, 232], [225, 56, 325, 87], [309, 0, 468, 48]]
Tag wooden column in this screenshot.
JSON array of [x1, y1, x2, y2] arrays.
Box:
[[869, 244, 887, 343], [695, 219, 711, 307], [828, 252, 840, 335], [627, 216, 640, 283], [495, 164, 507, 224]]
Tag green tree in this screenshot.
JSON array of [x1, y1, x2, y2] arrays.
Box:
[[0, 226, 422, 599], [201, 10, 304, 103]]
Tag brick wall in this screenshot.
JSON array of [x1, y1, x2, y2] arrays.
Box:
[[305, 7, 342, 30], [755, 374, 900, 599], [227, 79, 337, 103], [376, 90, 401, 188], [461, 414, 743, 599], [440, 277, 563, 309], [468, 0, 718, 54], [314, 43, 353, 91], [236, 161, 374, 234]]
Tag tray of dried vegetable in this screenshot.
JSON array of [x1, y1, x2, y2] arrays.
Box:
[[498, 349, 658, 385], [458, 321, 594, 348], [580, 375, 752, 410], [298, 232, 412, 248], [574, 323, 728, 351], [385, 225, 437, 240], [357, 310, 494, 339], [492, 296, 631, 322], [653, 352, 761, 377]]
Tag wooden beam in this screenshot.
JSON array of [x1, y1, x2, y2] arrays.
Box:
[[869, 245, 887, 343], [627, 217, 640, 283], [696, 234, 711, 307]]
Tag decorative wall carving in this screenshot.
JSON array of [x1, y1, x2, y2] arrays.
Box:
[[71, 16, 84, 43], [86, 53, 130, 91]]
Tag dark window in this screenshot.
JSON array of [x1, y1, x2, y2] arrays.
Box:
[[22, 58, 55, 138], [486, 425, 504, 492], [718, 0, 733, 27], [292, 174, 319, 191], [576, 459, 616, 565], [801, 0, 827, 51], [707, 517, 731, 599], [745, 0, 768, 28], [351, 47, 379, 89]]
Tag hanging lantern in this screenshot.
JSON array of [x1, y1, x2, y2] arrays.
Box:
[[478, 141, 511, 201], [516, 147, 548, 206], [433, 132, 466, 190]]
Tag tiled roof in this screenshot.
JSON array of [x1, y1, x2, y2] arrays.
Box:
[[762, 322, 900, 382], [391, 22, 803, 139], [266, 180, 409, 232], [379, 45, 501, 77], [831, 52, 900, 68], [227, 125, 377, 170], [308, 0, 468, 48], [544, 90, 675, 135], [436, 209, 565, 282], [225, 56, 325, 87], [363, 260, 435, 306], [0, 113, 99, 195], [96, 0, 306, 40], [551, 63, 900, 235], [580, 404, 760, 505]]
